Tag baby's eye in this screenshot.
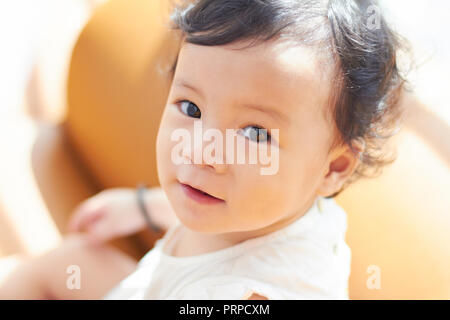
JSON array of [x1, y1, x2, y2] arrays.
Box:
[[239, 126, 271, 143], [178, 100, 201, 118]]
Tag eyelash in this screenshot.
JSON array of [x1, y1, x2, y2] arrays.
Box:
[[175, 99, 272, 143]]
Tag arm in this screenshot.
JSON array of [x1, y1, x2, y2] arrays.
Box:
[[68, 186, 179, 244]]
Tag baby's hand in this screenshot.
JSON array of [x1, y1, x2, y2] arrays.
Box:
[[67, 187, 178, 244]]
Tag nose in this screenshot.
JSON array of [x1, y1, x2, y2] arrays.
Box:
[[182, 134, 228, 174]]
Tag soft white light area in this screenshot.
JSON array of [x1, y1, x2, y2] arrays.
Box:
[[0, 0, 37, 117], [380, 0, 450, 124], [0, 0, 108, 120], [0, 117, 62, 255], [0, 255, 23, 285], [0, 1, 108, 255]]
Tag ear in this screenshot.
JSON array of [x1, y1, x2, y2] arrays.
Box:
[[316, 140, 364, 197]]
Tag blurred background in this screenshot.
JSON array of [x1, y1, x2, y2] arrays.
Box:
[[0, 0, 448, 299], [0, 0, 109, 270]]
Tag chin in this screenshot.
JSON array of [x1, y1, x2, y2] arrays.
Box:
[[173, 205, 226, 234], [175, 216, 225, 236]]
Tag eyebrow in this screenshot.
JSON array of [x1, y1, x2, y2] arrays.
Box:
[[174, 79, 205, 97], [241, 103, 289, 125], [173, 79, 289, 125]]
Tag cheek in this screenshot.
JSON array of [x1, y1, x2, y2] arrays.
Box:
[[156, 110, 180, 184], [284, 118, 333, 192], [235, 147, 325, 219], [229, 155, 303, 226], [285, 140, 329, 200]]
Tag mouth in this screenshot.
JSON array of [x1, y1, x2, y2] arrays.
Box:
[[179, 182, 225, 205]]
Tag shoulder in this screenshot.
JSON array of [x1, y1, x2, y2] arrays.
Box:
[[228, 198, 351, 298]]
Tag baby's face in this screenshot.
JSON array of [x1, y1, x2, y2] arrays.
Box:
[[156, 39, 340, 235]]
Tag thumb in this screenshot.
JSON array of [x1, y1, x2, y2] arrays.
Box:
[[68, 203, 104, 233], [68, 203, 88, 232]]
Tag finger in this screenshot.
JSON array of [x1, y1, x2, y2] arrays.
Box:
[[68, 200, 103, 232], [67, 203, 87, 232], [68, 202, 95, 232]]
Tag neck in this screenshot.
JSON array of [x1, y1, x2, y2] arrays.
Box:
[[181, 196, 318, 253]]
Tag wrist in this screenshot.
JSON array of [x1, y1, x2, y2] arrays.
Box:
[[136, 184, 162, 233]]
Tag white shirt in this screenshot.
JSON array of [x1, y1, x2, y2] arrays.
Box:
[[103, 197, 351, 300]]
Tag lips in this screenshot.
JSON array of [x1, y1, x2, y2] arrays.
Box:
[[179, 182, 225, 205]]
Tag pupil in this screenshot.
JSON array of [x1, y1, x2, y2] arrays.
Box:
[[251, 127, 266, 142], [187, 104, 199, 117]]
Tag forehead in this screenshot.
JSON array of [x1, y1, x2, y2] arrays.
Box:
[[173, 39, 333, 121]]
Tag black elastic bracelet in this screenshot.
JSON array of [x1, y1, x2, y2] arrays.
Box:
[[136, 183, 162, 233]]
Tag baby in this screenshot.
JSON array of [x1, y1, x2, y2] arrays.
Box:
[[102, 0, 406, 300], [0, 0, 407, 300]]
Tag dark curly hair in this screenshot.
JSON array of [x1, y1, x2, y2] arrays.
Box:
[[164, 0, 411, 196]]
